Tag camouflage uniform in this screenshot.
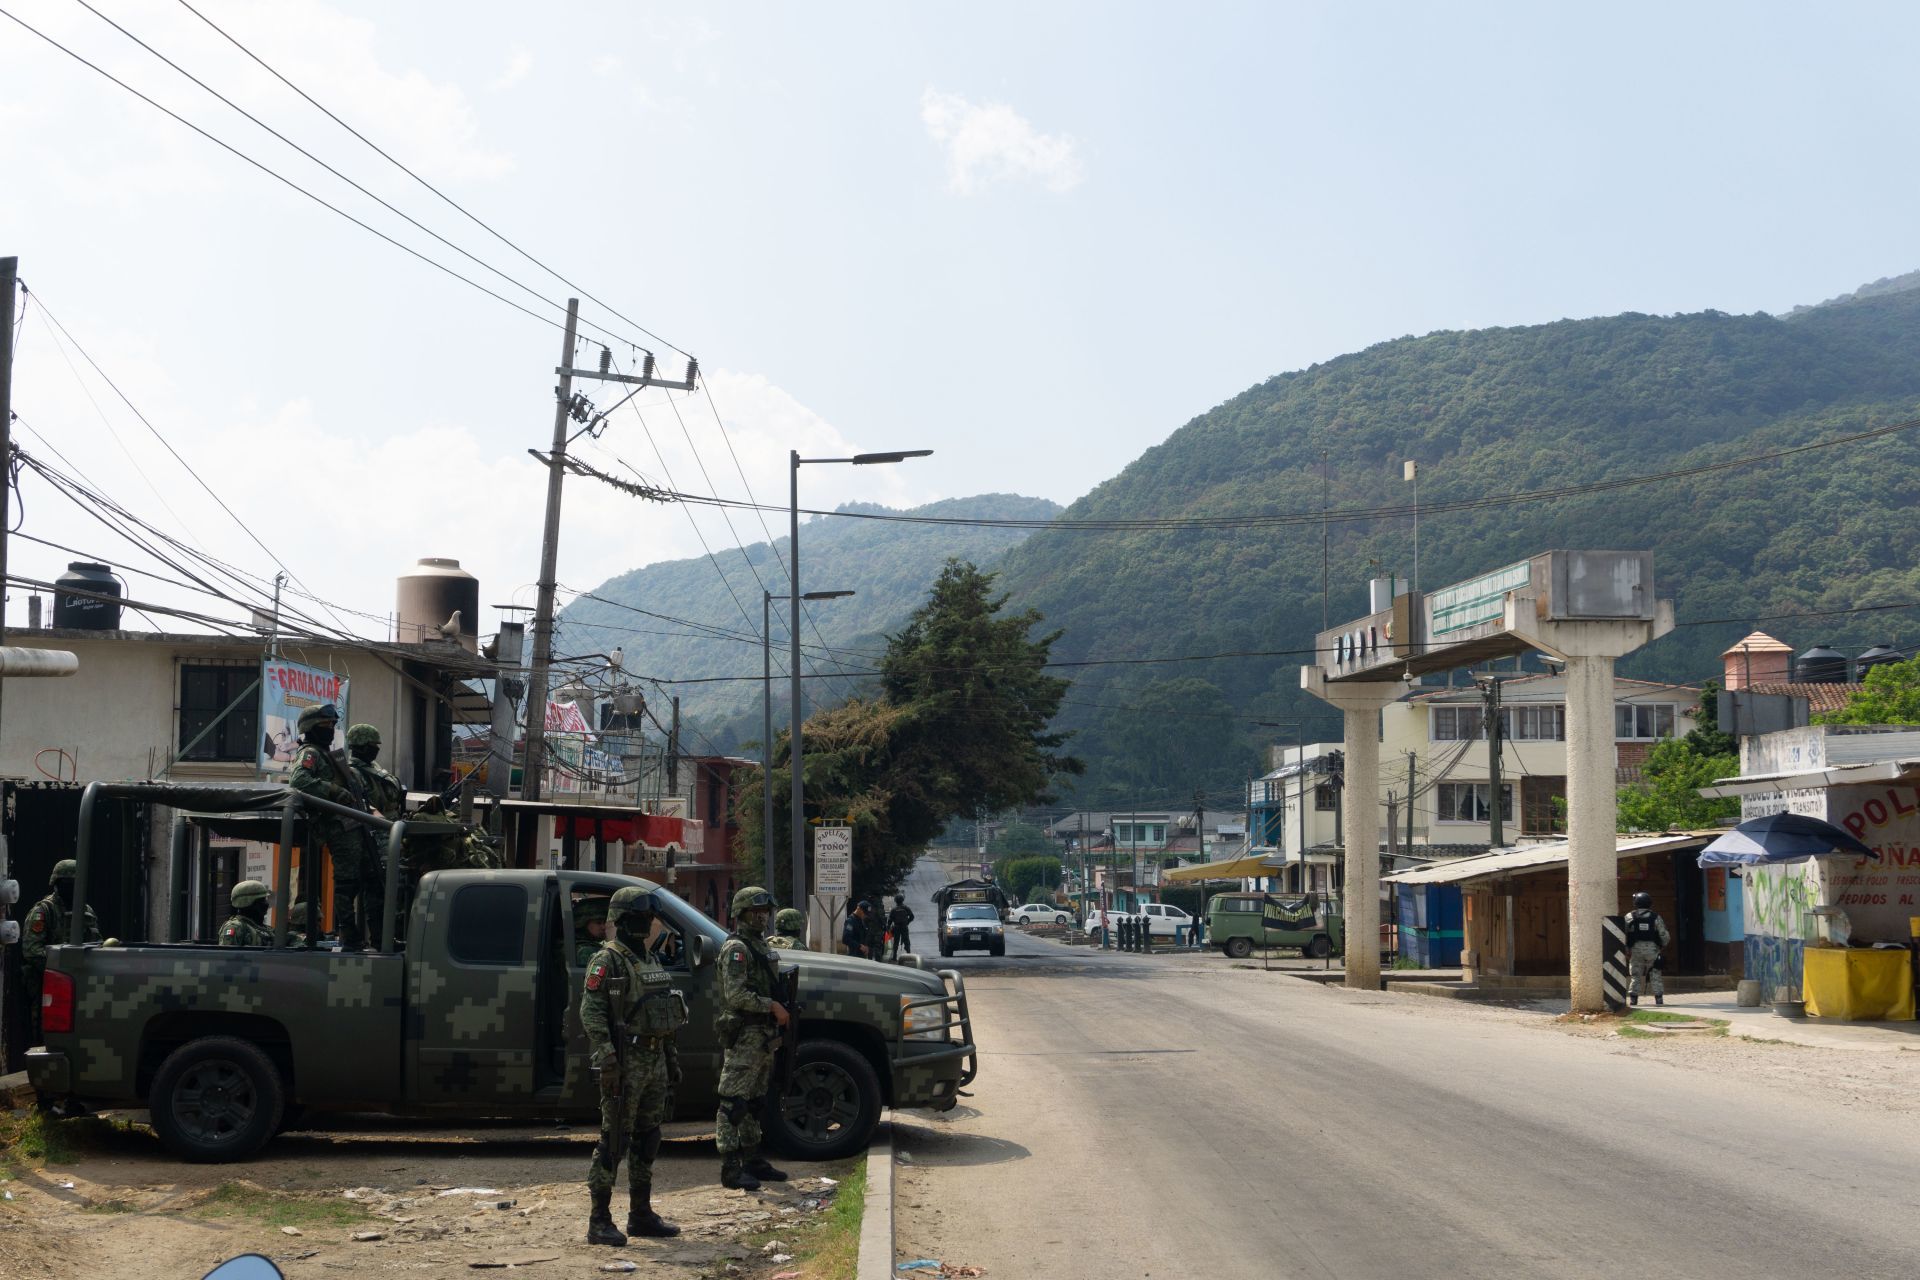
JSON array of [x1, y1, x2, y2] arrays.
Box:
[[288, 704, 384, 951], [1624, 897, 1671, 1006], [284, 900, 311, 948], [219, 880, 274, 947], [715, 886, 790, 1190], [346, 725, 405, 819], [22, 860, 99, 1038], [766, 907, 807, 950], [574, 898, 610, 967], [579, 886, 685, 1246]]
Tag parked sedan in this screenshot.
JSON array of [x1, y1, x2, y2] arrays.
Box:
[[1011, 903, 1073, 927]]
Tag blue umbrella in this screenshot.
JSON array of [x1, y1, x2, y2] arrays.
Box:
[[1698, 813, 1879, 867]]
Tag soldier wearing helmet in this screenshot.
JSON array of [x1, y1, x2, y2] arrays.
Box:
[[578, 885, 686, 1246], [285, 899, 312, 949], [345, 724, 404, 820], [1623, 890, 1671, 1006], [21, 859, 101, 1037], [714, 885, 791, 1191], [288, 702, 385, 951], [219, 880, 275, 948], [574, 896, 611, 966], [766, 907, 807, 949]]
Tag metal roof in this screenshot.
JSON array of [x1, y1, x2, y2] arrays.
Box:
[[1698, 758, 1920, 798], [1383, 833, 1712, 887]]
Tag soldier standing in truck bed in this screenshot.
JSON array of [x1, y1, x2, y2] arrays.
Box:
[[289, 702, 384, 951]]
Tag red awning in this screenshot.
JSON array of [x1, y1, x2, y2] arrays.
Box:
[[553, 812, 685, 847]]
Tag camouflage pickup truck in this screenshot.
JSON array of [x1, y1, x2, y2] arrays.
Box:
[[27, 867, 975, 1164]]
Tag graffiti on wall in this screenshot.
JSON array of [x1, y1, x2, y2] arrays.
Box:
[[1744, 864, 1818, 938], [1744, 934, 1803, 999]]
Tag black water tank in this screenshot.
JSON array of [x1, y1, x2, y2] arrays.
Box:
[[1796, 643, 1848, 684], [53, 561, 122, 630], [1856, 643, 1903, 675]]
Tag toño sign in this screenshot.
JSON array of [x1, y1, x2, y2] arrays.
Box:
[[259, 658, 349, 777], [814, 826, 853, 896]]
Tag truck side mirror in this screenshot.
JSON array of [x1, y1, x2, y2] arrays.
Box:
[[690, 934, 710, 968]]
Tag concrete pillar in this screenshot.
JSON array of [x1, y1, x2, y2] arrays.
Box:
[[1301, 669, 1397, 991], [1506, 600, 1674, 1012], [1562, 653, 1617, 1013]]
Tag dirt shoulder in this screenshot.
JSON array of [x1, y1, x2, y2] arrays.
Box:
[[0, 1114, 855, 1280]]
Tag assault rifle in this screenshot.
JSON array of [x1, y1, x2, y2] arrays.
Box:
[[777, 964, 802, 1095], [602, 973, 631, 1173]]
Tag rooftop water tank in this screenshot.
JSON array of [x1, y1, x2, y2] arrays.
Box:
[[1856, 643, 1903, 676], [53, 562, 122, 630], [396, 558, 479, 652], [1795, 643, 1848, 684]]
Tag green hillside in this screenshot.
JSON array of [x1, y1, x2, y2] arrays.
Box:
[[556, 493, 1061, 752], [993, 278, 1920, 807]]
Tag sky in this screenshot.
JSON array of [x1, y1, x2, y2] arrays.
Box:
[[4, 0, 1920, 647]]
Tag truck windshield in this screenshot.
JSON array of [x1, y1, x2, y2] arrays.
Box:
[[949, 906, 998, 921]]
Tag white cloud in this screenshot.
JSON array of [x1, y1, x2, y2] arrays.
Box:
[[489, 50, 533, 92], [920, 87, 1083, 195]]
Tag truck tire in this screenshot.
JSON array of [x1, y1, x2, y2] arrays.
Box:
[[149, 1036, 285, 1163], [765, 1039, 883, 1162], [989, 941, 1005, 957], [1307, 934, 1334, 960], [1225, 936, 1253, 959]]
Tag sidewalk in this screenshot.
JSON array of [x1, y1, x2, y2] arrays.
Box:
[[1456, 987, 1920, 1051]]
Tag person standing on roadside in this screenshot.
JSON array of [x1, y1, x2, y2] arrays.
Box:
[[842, 900, 874, 959], [714, 887, 791, 1191], [887, 896, 916, 961], [1624, 891, 1671, 1006]]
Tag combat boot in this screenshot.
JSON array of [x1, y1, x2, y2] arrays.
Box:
[[1629, 992, 1639, 1006], [586, 1187, 627, 1247], [744, 1152, 789, 1182], [627, 1183, 680, 1237], [720, 1156, 761, 1191], [1654, 994, 1664, 1006]]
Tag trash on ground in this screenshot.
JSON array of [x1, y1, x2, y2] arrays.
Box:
[[601, 1264, 639, 1274], [469, 1255, 559, 1269], [899, 1262, 941, 1272], [280, 1226, 303, 1236], [351, 1231, 385, 1242], [768, 1254, 792, 1264], [437, 1187, 503, 1197], [761, 1240, 785, 1254]]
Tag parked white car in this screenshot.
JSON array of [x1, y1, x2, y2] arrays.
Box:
[[1081, 902, 1194, 942], [1011, 903, 1073, 927]]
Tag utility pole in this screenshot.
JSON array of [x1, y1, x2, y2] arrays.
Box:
[[1482, 675, 1506, 849], [1406, 750, 1417, 852], [523, 300, 696, 808], [0, 257, 15, 754], [1321, 446, 1331, 630], [668, 696, 681, 795]]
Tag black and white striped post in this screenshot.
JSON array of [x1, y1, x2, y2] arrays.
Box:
[[1602, 914, 1629, 1011]]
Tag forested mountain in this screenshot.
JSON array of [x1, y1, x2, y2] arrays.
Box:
[[994, 275, 1920, 808], [556, 493, 1061, 753]]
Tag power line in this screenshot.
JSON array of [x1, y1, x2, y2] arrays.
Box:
[[169, 0, 692, 360]]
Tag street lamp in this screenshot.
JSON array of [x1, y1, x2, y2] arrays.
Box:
[[764, 588, 854, 908], [789, 448, 932, 919]]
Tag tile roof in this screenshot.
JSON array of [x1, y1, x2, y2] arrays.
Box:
[[1720, 631, 1792, 658]]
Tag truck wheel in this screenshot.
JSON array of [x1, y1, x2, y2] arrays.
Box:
[[1307, 934, 1334, 960], [149, 1036, 284, 1163], [990, 942, 1005, 957], [766, 1040, 882, 1162], [1225, 937, 1253, 959]]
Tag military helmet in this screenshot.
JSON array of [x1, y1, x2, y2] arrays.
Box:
[[608, 885, 657, 924], [345, 723, 381, 749], [774, 907, 806, 934], [296, 702, 341, 734], [1632, 891, 1653, 909], [732, 885, 774, 915], [576, 896, 609, 921], [50, 858, 78, 883], [231, 879, 271, 909], [288, 900, 310, 928]]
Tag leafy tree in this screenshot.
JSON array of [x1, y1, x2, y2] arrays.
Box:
[[1024, 886, 1059, 906], [1817, 655, 1920, 724], [992, 855, 1062, 903], [988, 821, 1051, 858], [735, 560, 1080, 901], [1616, 738, 1740, 832], [1683, 681, 1738, 755]]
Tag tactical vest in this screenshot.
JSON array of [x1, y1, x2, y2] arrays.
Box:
[[1625, 910, 1662, 946], [634, 958, 687, 1036]]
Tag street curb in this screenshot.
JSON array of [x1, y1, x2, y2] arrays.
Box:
[[855, 1111, 895, 1280]]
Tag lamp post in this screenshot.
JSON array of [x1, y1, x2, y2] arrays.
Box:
[[764, 588, 854, 908], [789, 449, 932, 917]]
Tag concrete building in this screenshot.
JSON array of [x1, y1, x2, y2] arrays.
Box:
[[1380, 673, 1703, 849]]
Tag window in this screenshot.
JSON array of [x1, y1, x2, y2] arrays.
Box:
[[1615, 703, 1676, 741], [1436, 782, 1514, 824], [1510, 705, 1565, 741], [178, 664, 261, 762], [1314, 782, 1338, 811], [1432, 704, 1566, 742], [1114, 823, 1166, 845], [448, 884, 527, 965]]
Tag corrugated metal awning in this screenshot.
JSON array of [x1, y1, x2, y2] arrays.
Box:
[[1163, 855, 1276, 883], [1697, 759, 1920, 798], [1383, 834, 1712, 887]]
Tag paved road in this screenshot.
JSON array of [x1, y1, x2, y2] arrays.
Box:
[[891, 861, 1920, 1279], [899, 857, 1129, 966]]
